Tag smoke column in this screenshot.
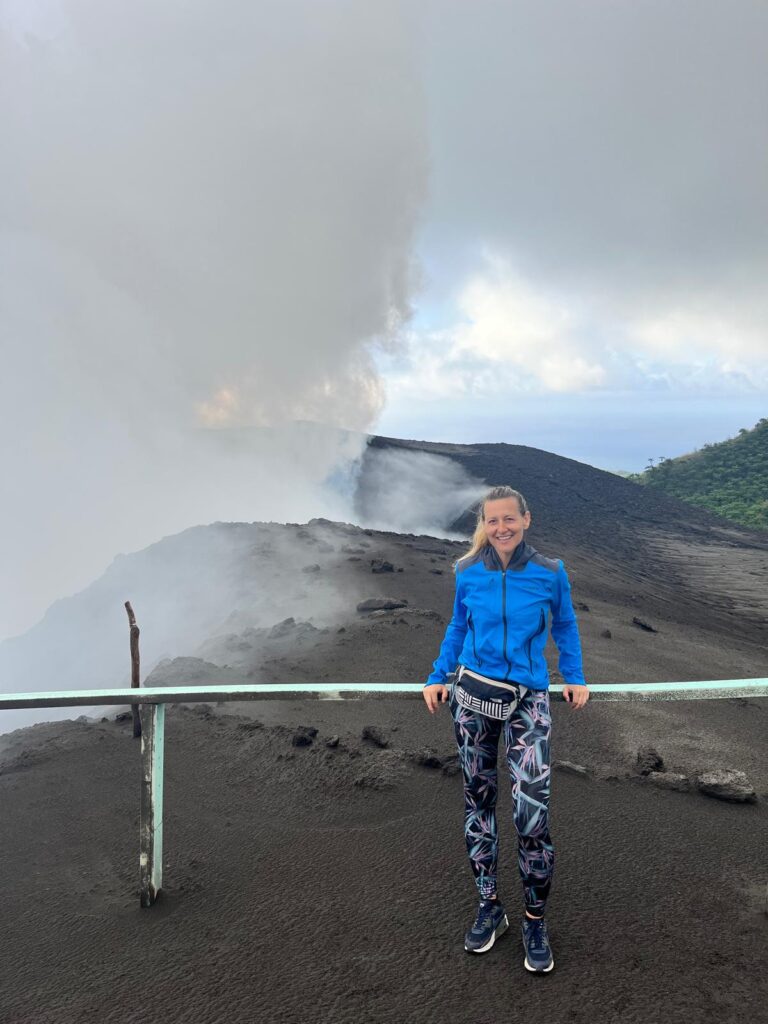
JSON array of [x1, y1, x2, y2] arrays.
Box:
[[0, 0, 428, 641]]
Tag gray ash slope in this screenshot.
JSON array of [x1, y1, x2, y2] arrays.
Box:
[[2, 433, 767, 718], [363, 435, 768, 647], [2, 436, 768, 1024]]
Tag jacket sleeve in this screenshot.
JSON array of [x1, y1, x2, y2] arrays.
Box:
[[424, 571, 468, 686], [550, 561, 587, 686]]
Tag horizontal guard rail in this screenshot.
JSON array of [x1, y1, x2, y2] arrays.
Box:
[[3, 678, 768, 709], [2, 677, 767, 906]]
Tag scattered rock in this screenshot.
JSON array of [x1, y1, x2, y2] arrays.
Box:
[[636, 745, 664, 775], [325, 735, 340, 748], [115, 712, 132, 722], [301, 564, 321, 574], [362, 725, 390, 748], [632, 617, 658, 633], [365, 606, 442, 623], [337, 627, 346, 634], [601, 628, 612, 639], [356, 598, 409, 613], [695, 769, 757, 803], [269, 618, 319, 640], [341, 545, 367, 554], [646, 771, 690, 792], [371, 559, 395, 573], [576, 602, 590, 611], [413, 747, 443, 769], [407, 606, 448, 621], [554, 760, 589, 776], [429, 569, 444, 575], [291, 726, 318, 747]]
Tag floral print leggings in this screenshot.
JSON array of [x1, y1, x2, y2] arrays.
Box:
[[449, 683, 555, 915]]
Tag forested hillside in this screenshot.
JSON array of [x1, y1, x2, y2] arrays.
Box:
[[627, 417, 768, 531]]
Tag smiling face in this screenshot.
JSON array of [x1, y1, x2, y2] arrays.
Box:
[[483, 496, 531, 565]]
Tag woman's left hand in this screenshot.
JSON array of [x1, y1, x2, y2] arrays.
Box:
[[562, 684, 589, 708]]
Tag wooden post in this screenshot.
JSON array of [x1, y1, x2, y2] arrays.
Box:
[[139, 702, 165, 907], [125, 601, 141, 739]]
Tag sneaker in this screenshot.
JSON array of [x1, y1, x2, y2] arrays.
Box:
[[464, 899, 509, 953], [521, 916, 554, 972]]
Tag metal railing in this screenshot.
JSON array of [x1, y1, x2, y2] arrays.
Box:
[[2, 679, 767, 907]]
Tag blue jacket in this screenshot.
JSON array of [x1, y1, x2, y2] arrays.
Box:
[[425, 539, 586, 690]]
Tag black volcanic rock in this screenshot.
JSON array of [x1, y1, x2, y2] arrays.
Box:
[[362, 724, 390, 748], [291, 726, 318, 747], [356, 598, 408, 613], [636, 746, 665, 775], [370, 559, 396, 573], [632, 617, 658, 633]]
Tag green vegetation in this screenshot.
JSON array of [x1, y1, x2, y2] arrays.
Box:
[[626, 417, 768, 532]]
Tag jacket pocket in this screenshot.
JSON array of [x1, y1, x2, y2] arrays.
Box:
[[525, 609, 548, 673], [467, 612, 482, 667]]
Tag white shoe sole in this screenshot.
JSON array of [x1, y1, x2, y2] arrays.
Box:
[[524, 955, 555, 973], [465, 914, 509, 953]]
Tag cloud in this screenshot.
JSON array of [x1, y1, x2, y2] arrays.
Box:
[[628, 309, 768, 366], [412, 0, 768, 395], [381, 256, 768, 402], [452, 262, 607, 392]]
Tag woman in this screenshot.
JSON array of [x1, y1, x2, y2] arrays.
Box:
[[422, 485, 588, 974]]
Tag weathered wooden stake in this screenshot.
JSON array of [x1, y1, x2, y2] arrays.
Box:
[[139, 702, 165, 907], [125, 601, 141, 738]]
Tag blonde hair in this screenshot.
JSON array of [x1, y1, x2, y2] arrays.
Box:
[[455, 486, 530, 568]]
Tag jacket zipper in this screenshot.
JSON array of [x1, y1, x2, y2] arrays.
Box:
[[502, 570, 513, 681]]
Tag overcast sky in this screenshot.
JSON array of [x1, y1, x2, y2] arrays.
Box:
[[2, 0, 767, 639], [377, 0, 768, 459]]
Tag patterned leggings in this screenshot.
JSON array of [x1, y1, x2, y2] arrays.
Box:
[[449, 684, 555, 915]]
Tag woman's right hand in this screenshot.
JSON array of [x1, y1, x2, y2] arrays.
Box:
[[423, 684, 449, 714]]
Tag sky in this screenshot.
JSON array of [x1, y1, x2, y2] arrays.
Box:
[[1, 0, 767, 641], [374, 0, 768, 462]]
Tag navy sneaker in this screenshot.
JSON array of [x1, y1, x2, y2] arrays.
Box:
[[521, 916, 554, 972], [464, 899, 509, 953]]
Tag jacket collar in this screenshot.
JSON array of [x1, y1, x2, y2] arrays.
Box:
[[481, 539, 537, 572]]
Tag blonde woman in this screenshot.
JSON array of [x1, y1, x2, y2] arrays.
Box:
[[423, 486, 589, 973]]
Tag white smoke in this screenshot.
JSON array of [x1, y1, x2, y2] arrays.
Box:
[[0, 0, 428, 641]]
